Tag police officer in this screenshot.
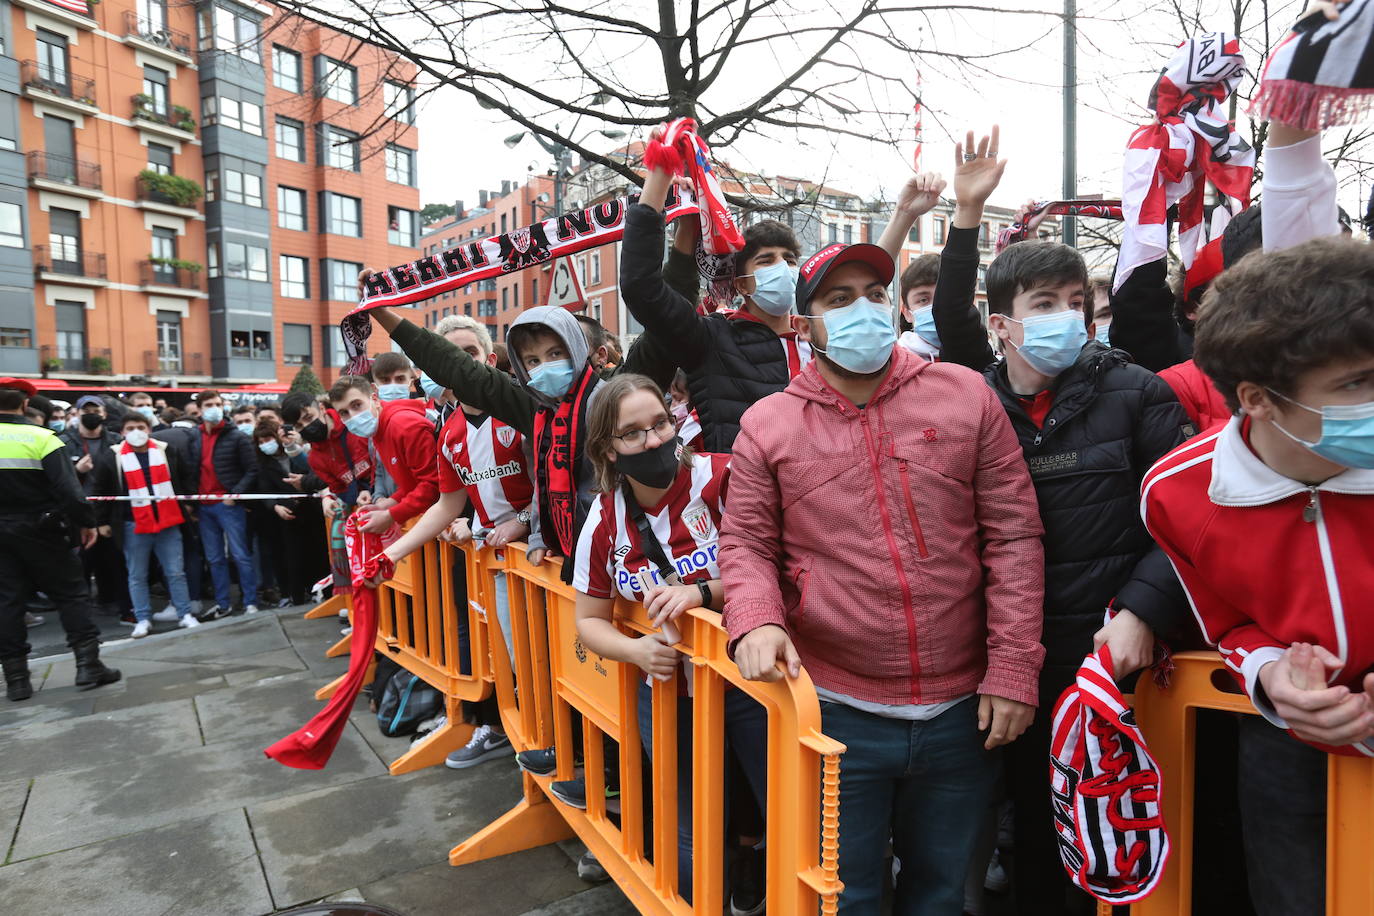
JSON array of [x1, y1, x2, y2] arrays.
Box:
[[0, 378, 120, 701]]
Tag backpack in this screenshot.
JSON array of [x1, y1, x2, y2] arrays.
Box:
[[375, 668, 444, 737]]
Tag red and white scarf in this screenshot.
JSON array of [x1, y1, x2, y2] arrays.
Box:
[[119, 440, 183, 534], [995, 199, 1124, 254], [1251, 0, 1374, 131], [1050, 647, 1170, 905], [1114, 33, 1254, 292], [644, 117, 745, 308]]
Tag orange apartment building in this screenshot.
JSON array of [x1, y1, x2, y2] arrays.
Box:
[[3, 0, 418, 386]]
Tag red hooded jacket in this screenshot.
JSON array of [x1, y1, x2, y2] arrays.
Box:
[[375, 399, 439, 524], [720, 346, 1047, 707], [1157, 358, 1231, 434], [306, 408, 373, 497]]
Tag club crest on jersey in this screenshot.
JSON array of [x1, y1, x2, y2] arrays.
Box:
[[497, 426, 517, 449], [684, 507, 713, 540]]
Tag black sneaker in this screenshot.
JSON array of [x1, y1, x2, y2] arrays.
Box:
[[729, 843, 765, 916], [197, 604, 230, 622], [577, 851, 609, 883], [549, 777, 620, 814], [515, 747, 559, 776]]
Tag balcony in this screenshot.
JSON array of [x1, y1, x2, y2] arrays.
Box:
[[140, 259, 204, 296], [130, 95, 196, 141], [21, 61, 98, 115], [41, 345, 112, 376], [122, 12, 194, 66], [26, 151, 103, 199], [135, 170, 203, 218], [143, 349, 205, 377], [34, 245, 108, 287]]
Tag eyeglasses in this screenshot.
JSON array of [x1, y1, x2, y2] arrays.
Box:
[[613, 417, 675, 448]]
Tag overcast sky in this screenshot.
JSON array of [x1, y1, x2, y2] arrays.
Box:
[[410, 0, 1371, 221]]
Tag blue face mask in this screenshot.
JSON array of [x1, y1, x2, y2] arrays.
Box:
[[745, 260, 799, 316], [258, 439, 280, 456], [136, 406, 156, 422], [418, 372, 445, 401], [808, 297, 897, 375], [912, 305, 942, 348], [527, 359, 576, 400], [377, 383, 411, 401], [1269, 391, 1374, 469], [1094, 320, 1112, 345], [344, 409, 378, 438], [48, 419, 66, 431], [236, 422, 255, 436], [201, 406, 223, 425], [1005, 311, 1087, 377]]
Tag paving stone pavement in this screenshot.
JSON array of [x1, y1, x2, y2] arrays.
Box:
[[0, 606, 636, 916]]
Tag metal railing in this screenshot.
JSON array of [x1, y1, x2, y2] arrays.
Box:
[[41, 344, 113, 375], [34, 245, 107, 280], [130, 95, 196, 133], [143, 349, 201, 375], [141, 259, 203, 290], [20, 60, 96, 107], [122, 11, 193, 58], [26, 151, 102, 192]]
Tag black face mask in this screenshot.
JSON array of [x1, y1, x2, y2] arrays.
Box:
[[79, 413, 103, 431], [614, 437, 682, 490], [299, 418, 328, 442]]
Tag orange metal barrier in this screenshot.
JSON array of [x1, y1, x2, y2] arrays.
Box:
[[451, 544, 847, 915], [1123, 651, 1374, 916]]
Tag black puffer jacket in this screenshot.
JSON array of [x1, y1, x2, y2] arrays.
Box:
[[986, 343, 1193, 663], [620, 203, 792, 453]]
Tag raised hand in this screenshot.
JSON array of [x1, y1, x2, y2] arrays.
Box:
[[894, 171, 947, 219], [953, 126, 1008, 210]]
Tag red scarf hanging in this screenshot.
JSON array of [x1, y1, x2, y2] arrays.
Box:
[[532, 364, 598, 557], [119, 441, 183, 534], [265, 514, 396, 770]]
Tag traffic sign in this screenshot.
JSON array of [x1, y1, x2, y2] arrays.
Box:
[[546, 257, 586, 311]]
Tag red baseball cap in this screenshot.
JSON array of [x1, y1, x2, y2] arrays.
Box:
[[796, 243, 895, 313], [0, 377, 37, 398]]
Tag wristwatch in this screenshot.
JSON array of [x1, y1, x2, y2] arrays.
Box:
[[516, 508, 532, 526], [697, 581, 712, 606]]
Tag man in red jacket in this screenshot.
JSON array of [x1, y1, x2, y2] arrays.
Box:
[[721, 242, 1046, 913], [1143, 237, 1374, 915], [329, 376, 438, 535]]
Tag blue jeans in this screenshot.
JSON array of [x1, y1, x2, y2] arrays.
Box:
[[123, 522, 192, 622], [636, 680, 768, 902], [198, 501, 257, 610], [820, 696, 997, 915]]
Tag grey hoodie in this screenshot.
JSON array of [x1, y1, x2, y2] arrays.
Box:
[[506, 306, 592, 409]]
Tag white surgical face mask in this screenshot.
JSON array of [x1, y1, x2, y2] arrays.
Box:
[[124, 429, 150, 448]]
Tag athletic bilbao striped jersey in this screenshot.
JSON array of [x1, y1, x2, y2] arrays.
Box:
[[572, 453, 730, 602], [437, 410, 534, 529]]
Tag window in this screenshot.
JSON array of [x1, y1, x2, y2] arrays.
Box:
[[207, 243, 217, 277], [252, 331, 272, 357], [156, 311, 181, 371], [201, 5, 260, 62], [384, 80, 414, 124], [272, 46, 301, 93], [223, 241, 268, 281], [324, 259, 362, 300], [318, 57, 357, 104], [385, 145, 415, 185], [279, 255, 309, 298], [222, 168, 263, 207], [843, 224, 853, 245], [323, 324, 348, 367], [828, 224, 839, 245], [138, 0, 167, 33], [532, 277, 538, 304], [0, 202, 23, 248], [590, 297, 602, 322], [207, 95, 262, 135], [0, 327, 32, 348], [55, 301, 86, 368], [151, 227, 177, 282], [275, 116, 304, 161], [387, 207, 416, 246], [907, 219, 921, 244], [147, 143, 173, 176], [326, 194, 361, 237], [48, 208, 80, 266], [933, 217, 947, 245], [322, 125, 359, 170], [590, 252, 600, 285], [477, 300, 496, 317], [283, 323, 312, 365], [277, 186, 306, 231], [142, 66, 169, 116], [979, 221, 990, 249], [501, 288, 507, 310], [35, 29, 67, 88]]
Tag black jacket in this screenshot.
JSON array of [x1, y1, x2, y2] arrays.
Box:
[[620, 203, 793, 453], [1105, 258, 1193, 373], [933, 226, 1194, 664], [181, 422, 257, 495], [0, 415, 92, 527], [255, 450, 313, 509], [91, 442, 187, 547], [58, 426, 121, 495]]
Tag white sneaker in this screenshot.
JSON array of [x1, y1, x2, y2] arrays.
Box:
[[339, 625, 353, 636], [151, 608, 179, 623], [245, 604, 259, 615], [131, 620, 152, 639], [984, 849, 1009, 894], [337, 607, 349, 619], [179, 614, 201, 629]]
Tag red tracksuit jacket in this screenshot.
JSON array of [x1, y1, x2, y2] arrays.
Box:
[[1142, 416, 1374, 757], [375, 399, 439, 524]]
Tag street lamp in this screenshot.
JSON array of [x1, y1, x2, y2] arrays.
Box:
[[505, 128, 627, 218]]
